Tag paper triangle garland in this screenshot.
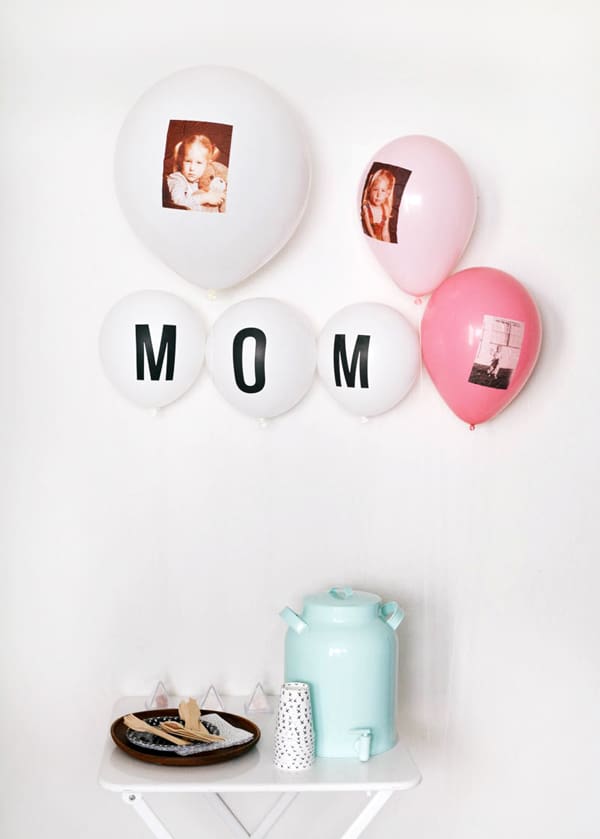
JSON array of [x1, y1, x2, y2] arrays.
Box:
[[244, 682, 272, 713], [145, 680, 170, 710], [199, 684, 225, 711]]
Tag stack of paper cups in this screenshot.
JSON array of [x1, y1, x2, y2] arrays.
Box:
[[273, 682, 315, 770]]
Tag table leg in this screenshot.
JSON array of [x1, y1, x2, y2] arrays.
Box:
[[207, 793, 250, 838], [339, 790, 394, 839], [252, 793, 298, 839], [122, 792, 174, 839], [208, 792, 298, 839], [121, 788, 393, 839]]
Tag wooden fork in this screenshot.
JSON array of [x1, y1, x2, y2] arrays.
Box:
[[159, 720, 222, 742], [123, 714, 188, 745]]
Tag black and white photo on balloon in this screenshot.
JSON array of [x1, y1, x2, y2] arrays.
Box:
[[467, 314, 524, 391], [115, 66, 310, 290], [317, 303, 420, 417], [98, 291, 206, 409], [206, 298, 316, 419]]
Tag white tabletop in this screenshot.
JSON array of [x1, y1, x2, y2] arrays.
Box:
[[98, 696, 422, 794]]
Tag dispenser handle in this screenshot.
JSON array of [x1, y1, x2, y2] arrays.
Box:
[[279, 607, 308, 634], [380, 601, 404, 630], [329, 586, 353, 600]]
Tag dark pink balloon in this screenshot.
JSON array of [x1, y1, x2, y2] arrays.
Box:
[[421, 268, 542, 427]]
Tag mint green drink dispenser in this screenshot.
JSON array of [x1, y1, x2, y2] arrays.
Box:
[[280, 587, 404, 759]]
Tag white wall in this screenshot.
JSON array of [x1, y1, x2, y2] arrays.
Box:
[[2, 1, 599, 837]]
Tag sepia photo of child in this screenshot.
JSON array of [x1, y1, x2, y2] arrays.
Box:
[[468, 315, 525, 390], [360, 162, 412, 243], [162, 120, 233, 212]]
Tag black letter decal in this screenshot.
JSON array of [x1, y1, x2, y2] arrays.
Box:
[[136, 324, 176, 380], [233, 328, 266, 393], [333, 334, 370, 388]]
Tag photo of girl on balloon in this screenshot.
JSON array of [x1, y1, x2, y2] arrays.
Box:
[[162, 119, 232, 212], [360, 162, 411, 243], [468, 315, 525, 390]]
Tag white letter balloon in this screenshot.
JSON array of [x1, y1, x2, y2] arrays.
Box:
[[317, 303, 419, 417], [114, 67, 310, 291], [206, 298, 316, 419], [99, 290, 206, 409]]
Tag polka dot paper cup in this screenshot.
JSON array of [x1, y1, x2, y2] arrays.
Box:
[[273, 682, 315, 771]]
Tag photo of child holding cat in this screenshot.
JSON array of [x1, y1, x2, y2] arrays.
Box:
[[162, 121, 232, 212]]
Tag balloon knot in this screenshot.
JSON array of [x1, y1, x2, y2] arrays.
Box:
[[207, 289, 218, 301], [258, 417, 268, 429], [414, 297, 423, 306], [469, 423, 476, 431], [360, 416, 369, 424]]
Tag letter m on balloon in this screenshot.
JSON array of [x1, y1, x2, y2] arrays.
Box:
[[136, 324, 176, 380], [333, 334, 370, 388]]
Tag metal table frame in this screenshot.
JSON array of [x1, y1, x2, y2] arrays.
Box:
[[99, 697, 421, 839]]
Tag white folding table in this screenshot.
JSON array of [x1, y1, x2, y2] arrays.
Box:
[[98, 696, 421, 839]]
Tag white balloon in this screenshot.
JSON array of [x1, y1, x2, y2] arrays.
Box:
[[99, 291, 206, 409], [206, 298, 316, 418], [317, 303, 419, 416], [114, 66, 310, 290]]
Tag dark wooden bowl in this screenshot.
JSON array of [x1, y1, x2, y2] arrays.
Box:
[[110, 707, 261, 766]]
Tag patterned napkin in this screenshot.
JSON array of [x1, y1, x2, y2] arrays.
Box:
[[175, 713, 254, 756]]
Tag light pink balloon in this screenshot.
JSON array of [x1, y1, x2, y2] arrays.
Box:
[[359, 135, 477, 298], [421, 267, 542, 427]]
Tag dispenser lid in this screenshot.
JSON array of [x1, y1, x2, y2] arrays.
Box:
[[303, 586, 381, 623]]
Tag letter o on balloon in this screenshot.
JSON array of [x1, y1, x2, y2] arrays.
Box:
[[206, 298, 316, 418]]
